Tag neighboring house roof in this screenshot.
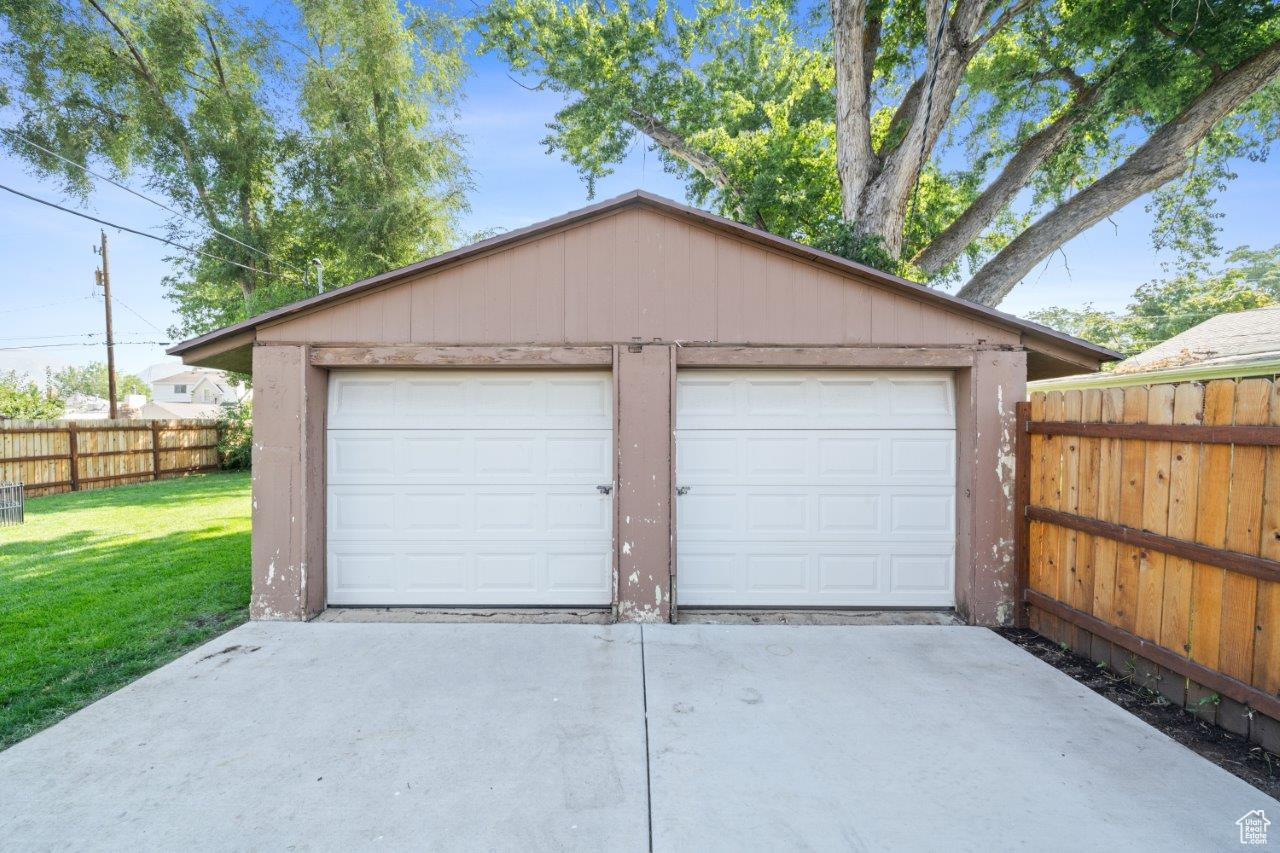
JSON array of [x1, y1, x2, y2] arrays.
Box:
[[1032, 304, 1280, 392], [155, 370, 214, 386], [137, 401, 226, 420], [1112, 304, 1280, 375], [168, 190, 1119, 377]]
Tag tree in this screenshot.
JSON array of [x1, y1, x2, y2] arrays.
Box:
[[478, 0, 1280, 306], [0, 372, 64, 420], [0, 0, 470, 336], [48, 362, 147, 401], [1028, 244, 1280, 356]]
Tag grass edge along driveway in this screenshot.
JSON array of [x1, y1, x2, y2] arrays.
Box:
[[0, 472, 251, 750]]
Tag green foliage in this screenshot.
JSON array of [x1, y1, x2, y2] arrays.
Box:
[[48, 363, 147, 401], [0, 371, 63, 420], [217, 399, 252, 470], [479, 0, 839, 243], [0, 0, 470, 337], [479, 0, 1280, 285], [1028, 245, 1280, 356]]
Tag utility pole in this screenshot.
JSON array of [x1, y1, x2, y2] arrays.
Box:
[[95, 230, 118, 419]]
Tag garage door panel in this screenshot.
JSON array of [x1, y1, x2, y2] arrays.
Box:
[[328, 430, 611, 485], [327, 369, 613, 607], [328, 485, 611, 541], [676, 431, 954, 486], [676, 370, 953, 430], [677, 543, 955, 606], [328, 370, 612, 430], [327, 543, 612, 606], [676, 369, 955, 608], [677, 486, 953, 540]]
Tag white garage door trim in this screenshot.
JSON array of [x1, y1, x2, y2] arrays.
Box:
[[676, 369, 956, 607], [325, 369, 614, 606]]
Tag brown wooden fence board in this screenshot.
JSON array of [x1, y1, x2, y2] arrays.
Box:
[[1136, 385, 1175, 643], [1026, 376, 1280, 747], [0, 419, 222, 495]]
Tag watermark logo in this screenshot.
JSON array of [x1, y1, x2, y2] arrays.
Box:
[[1237, 810, 1270, 845]]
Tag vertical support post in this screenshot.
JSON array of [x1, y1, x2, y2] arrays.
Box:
[[1014, 400, 1032, 628], [250, 344, 327, 620], [67, 423, 79, 492], [960, 349, 1027, 626], [614, 343, 673, 623], [151, 422, 162, 480]]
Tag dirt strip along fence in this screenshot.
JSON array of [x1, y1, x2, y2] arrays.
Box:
[[1017, 379, 1280, 753], [0, 419, 221, 496]]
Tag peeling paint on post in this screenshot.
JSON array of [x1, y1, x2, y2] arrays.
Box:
[[614, 344, 673, 623], [959, 349, 1027, 625], [250, 344, 326, 621]]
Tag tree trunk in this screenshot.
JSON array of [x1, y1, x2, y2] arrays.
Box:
[[830, 0, 877, 220]]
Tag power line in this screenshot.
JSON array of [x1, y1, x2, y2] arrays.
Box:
[[0, 295, 99, 315], [0, 183, 288, 279], [0, 340, 170, 351], [1, 128, 305, 274], [111, 296, 168, 335], [0, 332, 102, 342]]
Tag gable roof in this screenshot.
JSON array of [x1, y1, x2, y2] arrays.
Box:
[[168, 190, 1118, 373]]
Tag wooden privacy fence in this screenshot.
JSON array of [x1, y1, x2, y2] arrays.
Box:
[[1017, 378, 1280, 752], [0, 419, 221, 496]]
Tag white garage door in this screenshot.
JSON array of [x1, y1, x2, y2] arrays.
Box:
[[676, 370, 956, 607], [326, 370, 614, 606]]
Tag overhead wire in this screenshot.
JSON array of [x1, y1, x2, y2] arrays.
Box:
[[0, 340, 170, 351], [0, 183, 288, 279], [0, 295, 99, 315], [1, 128, 305, 274]]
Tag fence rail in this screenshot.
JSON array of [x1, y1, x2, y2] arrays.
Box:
[[0, 418, 222, 495], [1018, 378, 1280, 753]]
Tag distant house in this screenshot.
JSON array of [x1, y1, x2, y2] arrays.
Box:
[[152, 369, 235, 405], [1031, 304, 1280, 392], [141, 367, 248, 419]]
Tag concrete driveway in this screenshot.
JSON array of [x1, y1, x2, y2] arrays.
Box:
[[0, 623, 1273, 851]]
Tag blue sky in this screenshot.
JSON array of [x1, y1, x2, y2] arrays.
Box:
[[1, 20, 1278, 380]]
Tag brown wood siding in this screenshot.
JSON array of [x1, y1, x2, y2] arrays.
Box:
[[259, 208, 1019, 348]]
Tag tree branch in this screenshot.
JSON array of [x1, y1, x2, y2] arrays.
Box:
[[912, 66, 1109, 275], [957, 39, 1280, 306], [626, 108, 765, 229], [83, 0, 229, 239]]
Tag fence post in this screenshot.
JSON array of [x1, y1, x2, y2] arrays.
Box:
[[1014, 401, 1031, 628], [67, 423, 80, 492], [151, 422, 162, 480]]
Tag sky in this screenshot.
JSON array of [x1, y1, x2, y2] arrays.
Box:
[[2, 16, 1279, 382]]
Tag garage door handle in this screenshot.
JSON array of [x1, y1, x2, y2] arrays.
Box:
[[597, 485, 612, 495], [676, 486, 690, 496]]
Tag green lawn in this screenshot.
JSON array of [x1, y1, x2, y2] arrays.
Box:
[[0, 472, 251, 749]]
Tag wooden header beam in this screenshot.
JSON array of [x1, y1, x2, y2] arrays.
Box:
[[309, 345, 613, 368], [675, 345, 979, 368]]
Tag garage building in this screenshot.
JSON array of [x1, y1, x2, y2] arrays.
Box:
[[169, 191, 1115, 624]]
